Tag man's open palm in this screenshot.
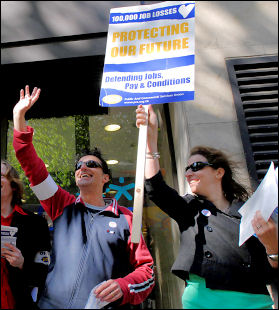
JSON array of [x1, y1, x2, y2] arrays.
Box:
[[13, 85, 41, 115]]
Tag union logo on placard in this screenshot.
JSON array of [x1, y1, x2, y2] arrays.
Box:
[[102, 95, 123, 104]]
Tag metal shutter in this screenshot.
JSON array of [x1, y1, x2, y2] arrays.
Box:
[[226, 56, 278, 189]]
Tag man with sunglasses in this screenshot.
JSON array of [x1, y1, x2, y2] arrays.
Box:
[[12, 86, 155, 309], [136, 104, 277, 309]]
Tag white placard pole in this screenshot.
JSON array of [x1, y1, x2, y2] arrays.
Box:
[[131, 105, 149, 243]]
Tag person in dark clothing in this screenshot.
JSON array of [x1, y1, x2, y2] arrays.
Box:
[[136, 104, 277, 309], [1, 159, 51, 309]]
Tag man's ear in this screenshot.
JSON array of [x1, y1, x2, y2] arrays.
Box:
[[103, 174, 110, 184]]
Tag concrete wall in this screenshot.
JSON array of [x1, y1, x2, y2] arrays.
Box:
[[169, 1, 278, 195], [1, 1, 140, 63]]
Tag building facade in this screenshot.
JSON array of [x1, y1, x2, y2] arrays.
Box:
[[1, 1, 278, 308]]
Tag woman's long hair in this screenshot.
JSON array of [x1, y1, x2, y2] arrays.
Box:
[[1, 160, 24, 206], [190, 146, 250, 203]]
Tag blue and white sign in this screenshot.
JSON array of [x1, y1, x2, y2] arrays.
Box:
[[100, 1, 195, 107]]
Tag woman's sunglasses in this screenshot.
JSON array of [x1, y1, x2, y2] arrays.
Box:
[[185, 161, 213, 173], [75, 160, 103, 171]]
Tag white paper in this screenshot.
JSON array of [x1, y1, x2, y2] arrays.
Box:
[[1, 226, 18, 249], [84, 281, 110, 309], [238, 162, 278, 246]]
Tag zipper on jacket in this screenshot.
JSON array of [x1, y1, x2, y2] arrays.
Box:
[[67, 213, 94, 308]]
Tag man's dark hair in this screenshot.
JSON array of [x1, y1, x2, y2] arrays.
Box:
[[75, 147, 112, 191]]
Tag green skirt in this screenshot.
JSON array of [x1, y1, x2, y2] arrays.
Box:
[[182, 274, 273, 309]]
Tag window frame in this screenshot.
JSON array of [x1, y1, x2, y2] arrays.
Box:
[[226, 55, 278, 190]]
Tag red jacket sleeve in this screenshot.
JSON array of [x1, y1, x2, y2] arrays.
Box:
[[13, 126, 75, 221], [115, 207, 155, 305]]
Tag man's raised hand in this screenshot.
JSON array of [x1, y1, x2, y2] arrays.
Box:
[[13, 85, 41, 132], [13, 85, 41, 116]]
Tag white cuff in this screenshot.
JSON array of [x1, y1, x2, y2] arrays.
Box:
[[31, 174, 58, 200]]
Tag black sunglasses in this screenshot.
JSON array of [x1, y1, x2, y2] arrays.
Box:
[[185, 161, 213, 173], [75, 160, 103, 171]]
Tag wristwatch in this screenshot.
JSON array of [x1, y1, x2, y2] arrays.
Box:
[[267, 253, 278, 261]]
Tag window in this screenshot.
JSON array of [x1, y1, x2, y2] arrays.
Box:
[[226, 56, 278, 189]]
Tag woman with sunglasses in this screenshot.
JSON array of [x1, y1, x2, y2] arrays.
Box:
[[136, 104, 277, 309]]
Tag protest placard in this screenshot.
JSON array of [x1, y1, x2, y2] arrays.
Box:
[[100, 1, 195, 242], [100, 1, 195, 107]]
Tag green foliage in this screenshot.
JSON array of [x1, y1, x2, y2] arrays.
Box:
[[7, 117, 77, 204]]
